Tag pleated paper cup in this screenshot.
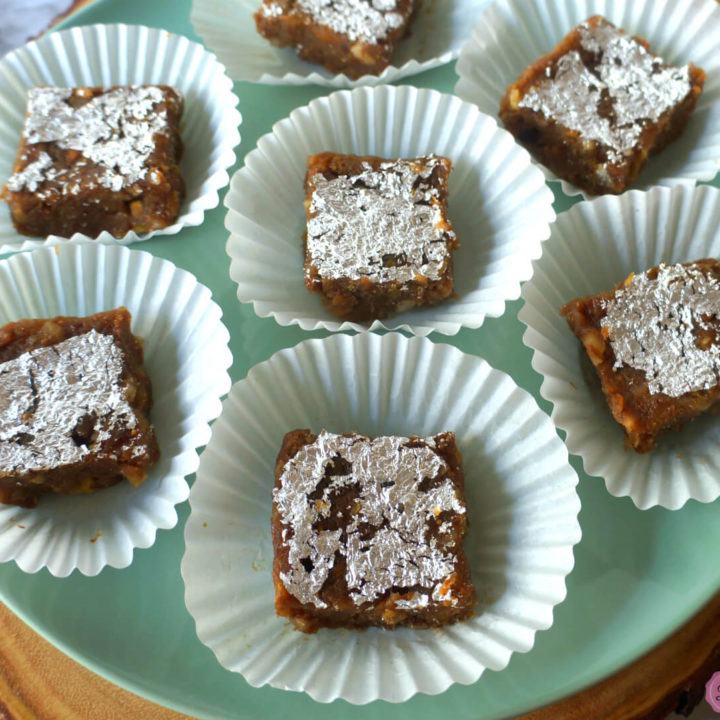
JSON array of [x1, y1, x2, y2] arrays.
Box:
[[191, 0, 492, 87], [519, 185, 720, 510], [182, 333, 581, 704], [455, 0, 720, 198], [0, 24, 241, 253], [0, 244, 232, 576], [225, 85, 554, 337]]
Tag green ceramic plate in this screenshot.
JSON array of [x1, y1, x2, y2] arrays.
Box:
[[0, 1, 719, 718]]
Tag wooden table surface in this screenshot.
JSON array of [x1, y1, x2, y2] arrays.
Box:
[[2, 591, 720, 720]]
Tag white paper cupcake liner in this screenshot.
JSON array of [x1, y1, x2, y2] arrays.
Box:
[[182, 332, 581, 704], [519, 184, 720, 510], [0, 244, 232, 576], [455, 0, 720, 198], [191, 0, 492, 87], [0, 23, 241, 253], [225, 85, 554, 337]]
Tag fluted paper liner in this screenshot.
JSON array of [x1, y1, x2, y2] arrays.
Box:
[[182, 333, 581, 703], [0, 23, 241, 252], [519, 185, 720, 509], [455, 0, 720, 197], [191, 0, 492, 87], [0, 244, 232, 576], [225, 85, 554, 336]]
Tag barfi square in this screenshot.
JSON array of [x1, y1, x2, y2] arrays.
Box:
[[254, 0, 416, 79], [0, 308, 159, 507], [2, 85, 185, 238], [562, 259, 720, 452], [499, 16, 705, 195], [271, 429, 476, 633], [303, 152, 459, 322]]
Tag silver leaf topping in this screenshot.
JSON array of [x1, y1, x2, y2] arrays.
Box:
[[601, 263, 720, 397], [295, 0, 407, 44], [306, 155, 454, 283], [7, 86, 178, 193], [0, 330, 138, 472], [259, 1, 284, 16], [274, 431, 465, 609], [5, 152, 55, 193], [518, 21, 691, 164]]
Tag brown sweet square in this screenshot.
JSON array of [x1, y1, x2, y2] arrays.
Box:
[[2, 85, 184, 238], [303, 152, 458, 322], [562, 259, 720, 452], [254, 0, 416, 79], [271, 429, 476, 633], [499, 16, 705, 195], [0, 308, 159, 507]]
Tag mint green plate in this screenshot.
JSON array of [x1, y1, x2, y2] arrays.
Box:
[[0, 1, 719, 718]]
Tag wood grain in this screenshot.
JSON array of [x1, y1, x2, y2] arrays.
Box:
[[0, 602, 191, 720], [1, 592, 720, 720]]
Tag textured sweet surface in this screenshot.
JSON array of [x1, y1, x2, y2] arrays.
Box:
[[562, 259, 720, 452], [601, 263, 720, 398], [3, 85, 184, 238], [303, 152, 458, 321], [499, 16, 705, 195], [0, 308, 159, 506], [0, 330, 137, 472], [307, 154, 453, 283], [254, 0, 415, 78], [272, 429, 476, 631], [517, 21, 691, 163]]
